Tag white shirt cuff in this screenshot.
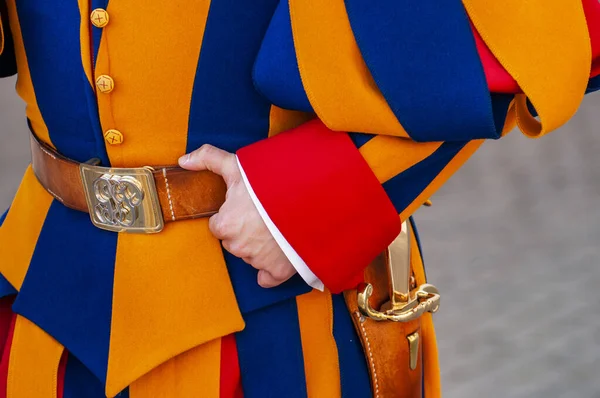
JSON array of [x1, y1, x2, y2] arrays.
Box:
[[237, 157, 325, 291]]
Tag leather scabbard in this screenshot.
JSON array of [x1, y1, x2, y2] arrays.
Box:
[[344, 252, 423, 398]]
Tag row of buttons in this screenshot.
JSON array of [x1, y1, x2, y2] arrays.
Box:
[[91, 8, 123, 145]]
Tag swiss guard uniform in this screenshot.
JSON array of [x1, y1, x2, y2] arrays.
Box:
[[0, 0, 599, 397]]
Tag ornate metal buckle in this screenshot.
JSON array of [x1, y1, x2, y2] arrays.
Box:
[[357, 221, 440, 322], [80, 160, 164, 233]]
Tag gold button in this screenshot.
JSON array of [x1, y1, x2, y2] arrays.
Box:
[[104, 129, 123, 145], [90, 9, 109, 28], [95, 75, 114, 94]]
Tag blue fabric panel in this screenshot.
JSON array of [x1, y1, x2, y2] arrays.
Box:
[[526, 99, 538, 118], [409, 216, 424, 267], [491, 94, 514, 134], [586, 75, 600, 94], [383, 141, 468, 213], [382, 94, 512, 212], [91, 0, 109, 67], [63, 354, 109, 398], [224, 250, 311, 314], [253, 0, 313, 113], [187, 0, 279, 154], [82, 81, 106, 164], [0, 274, 16, 299], [348, 132, 376, 149], [331, 294, 372, 397], [13, 202, 117, 384], [0, 208, 7, 227], [236, 298, 307, 398], [344, 0, 497, 142], [15, 0, 108, 164], [0, 1, 16, 78], [352, 95, 508, 152]]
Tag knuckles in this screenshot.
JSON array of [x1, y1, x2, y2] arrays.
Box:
[[187, 144, 215, 164], [208, 215, 227, 238], [225, 240, 254, 259], [197, 144, 216, 157], [209, 211, 241, 239], [268, 266, 292, 282]]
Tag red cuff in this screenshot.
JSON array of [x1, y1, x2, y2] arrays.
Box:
[[237, 120, 401, 293]]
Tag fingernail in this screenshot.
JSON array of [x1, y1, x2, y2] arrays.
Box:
[[178, 154, 190, 166]]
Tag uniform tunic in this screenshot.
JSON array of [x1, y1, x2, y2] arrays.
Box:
[[0, 0, 598, 397]]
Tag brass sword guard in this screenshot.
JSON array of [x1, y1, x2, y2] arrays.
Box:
[[357, 221, 440, 322]]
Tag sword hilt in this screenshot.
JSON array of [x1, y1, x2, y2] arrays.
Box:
[[357, 221, 441, 322]]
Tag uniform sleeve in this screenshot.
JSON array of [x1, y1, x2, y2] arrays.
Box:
[[237, 0, 598, 293], [0, 0, 17, 78]]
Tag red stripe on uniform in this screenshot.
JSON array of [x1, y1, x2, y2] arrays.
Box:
[[471, 22, 521, 94], [0, 298, 15, 358], [583, 0, 600, 77], [57, 351, 68, 398], [0, 313, 16, 398], [237, 119, 401, 293], [220, 334, 243, 398]]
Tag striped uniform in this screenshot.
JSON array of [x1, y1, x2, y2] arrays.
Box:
[[0, 0, 599, 397]]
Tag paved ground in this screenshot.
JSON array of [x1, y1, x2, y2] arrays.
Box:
[[1, 76, 600, 397]]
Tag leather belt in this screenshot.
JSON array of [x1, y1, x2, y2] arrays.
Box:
[[30, 133, 227, 233]]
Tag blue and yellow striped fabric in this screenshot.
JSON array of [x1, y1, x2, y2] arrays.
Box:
[[0, 0, 596, 396]]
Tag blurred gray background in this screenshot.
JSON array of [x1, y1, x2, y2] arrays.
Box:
[[1, 76, 600, 397]]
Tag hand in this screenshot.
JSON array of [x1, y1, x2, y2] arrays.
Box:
[[179, 145, 297, 288]]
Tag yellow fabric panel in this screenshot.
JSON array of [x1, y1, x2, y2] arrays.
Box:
[[93, 28, 117, 151], [268, 105, 315, 137], [0, 167, 53, 290], [420, 313, 440, 398], [289, 0, 408, 137], [130, 338, 221, 398], [106, 218, 244, 398], [98, 0, 211, 167], [296, 290, 341, 398], [7, 316, 64, 398], [76, 0, 93, 87], [409, 228, 440, 398], [399, 140, 484, 221], [463, 0, 590, 138], [396, 109, 516, 220], [360, 137, 443, 184], [362, 102, 516, 187], [5, 0, 51, 146]]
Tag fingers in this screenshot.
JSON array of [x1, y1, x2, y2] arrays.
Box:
[[257, 269, 294, 288], [257, 270, 280, 288], [220, 234, 296, 289], [221, 239, 255, 259], [178, 144, 240, 185], [197, 159, 298, 289], [208, 196, 249, 241], [208, 213, 226, 239]]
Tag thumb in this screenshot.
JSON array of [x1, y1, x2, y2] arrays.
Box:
[[257, 270, 282, 289], [178, 144, 239, 184]]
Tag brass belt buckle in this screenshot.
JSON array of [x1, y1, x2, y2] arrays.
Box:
[[357, 221, 440, 322], [80, 160, 164, 233]]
